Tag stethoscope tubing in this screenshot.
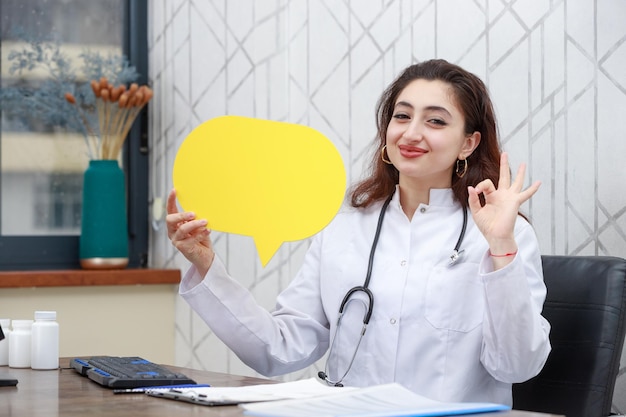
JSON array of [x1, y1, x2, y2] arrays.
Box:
[[339, 193, 394, 324], [320, 190, 468, 386]]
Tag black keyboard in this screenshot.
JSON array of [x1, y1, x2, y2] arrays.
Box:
[[70, 356, 196, 388]]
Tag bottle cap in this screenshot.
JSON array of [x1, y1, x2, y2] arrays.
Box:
[[34, 311, 57, 321], [11, 320, 33, 329]]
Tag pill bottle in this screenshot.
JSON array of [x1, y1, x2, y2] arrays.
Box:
[[31, 311, 59, 370], [0, 319, 10, 366], [9, 320, 33, 368]]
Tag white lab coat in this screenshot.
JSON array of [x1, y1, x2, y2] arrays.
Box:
[[180, 188, 551, 406]]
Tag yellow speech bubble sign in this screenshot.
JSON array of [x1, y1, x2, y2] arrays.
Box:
[[173, 115, 346, 266]]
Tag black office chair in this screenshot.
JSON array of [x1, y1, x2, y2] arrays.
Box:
[[513, 255, 626, 417]]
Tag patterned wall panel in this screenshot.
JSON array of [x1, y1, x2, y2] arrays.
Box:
[[148, 0, 626, 412]]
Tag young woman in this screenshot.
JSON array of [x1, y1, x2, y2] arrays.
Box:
[[166, 59, 551, 406]]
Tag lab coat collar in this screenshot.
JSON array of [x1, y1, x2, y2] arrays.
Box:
[[391, 185, 456, 210]]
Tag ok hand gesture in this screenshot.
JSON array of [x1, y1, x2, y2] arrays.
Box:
[[467, 153, 541, 265]]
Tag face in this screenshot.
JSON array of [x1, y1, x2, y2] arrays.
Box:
[[385, 79, 480, 189]]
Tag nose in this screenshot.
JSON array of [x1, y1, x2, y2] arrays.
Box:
[[401, 121, 424, 142]]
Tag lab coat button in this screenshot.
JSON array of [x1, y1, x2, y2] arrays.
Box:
[[420, 207, 426, 213], [390, 318, 397, 325], [400, 260, 407, 266]]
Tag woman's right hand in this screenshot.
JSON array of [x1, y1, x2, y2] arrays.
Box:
[[166, 189, 215, 276]]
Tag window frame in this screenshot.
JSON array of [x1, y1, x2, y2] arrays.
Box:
[[0, 0, 149, 270]]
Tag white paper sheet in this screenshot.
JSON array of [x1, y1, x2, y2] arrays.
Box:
[[146, 377, 509, 416], [240, 382, 510, 417]]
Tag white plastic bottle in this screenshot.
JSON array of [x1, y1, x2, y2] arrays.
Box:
[[9, 320, 33, 368], [31, 311, 59, 370], [0, 319, 10, 366]]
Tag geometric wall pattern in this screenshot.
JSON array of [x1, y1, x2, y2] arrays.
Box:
[[147, 1, 626, 412]]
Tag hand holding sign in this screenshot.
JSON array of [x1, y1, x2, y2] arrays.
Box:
[[172, 116, 346, 266]]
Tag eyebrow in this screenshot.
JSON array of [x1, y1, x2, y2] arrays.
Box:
[[394, 101, 453, 117]]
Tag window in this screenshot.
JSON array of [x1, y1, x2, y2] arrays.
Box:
[[0, 0, 148, 270], [33, 174, 83, 231]]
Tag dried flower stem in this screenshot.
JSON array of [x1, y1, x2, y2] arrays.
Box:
[[64, 92, 97, 159], [70, 77, 153, 160]]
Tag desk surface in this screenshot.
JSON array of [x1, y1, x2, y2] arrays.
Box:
[[1, 358, 563, 417]]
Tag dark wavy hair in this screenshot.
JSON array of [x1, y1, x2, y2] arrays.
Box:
[[350, 59, 501, 209]]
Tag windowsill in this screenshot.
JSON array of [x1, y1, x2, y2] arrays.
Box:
[[0, 268, 181, 288]]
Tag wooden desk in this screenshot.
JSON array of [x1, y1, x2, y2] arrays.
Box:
[[0, 358, 563, 417]]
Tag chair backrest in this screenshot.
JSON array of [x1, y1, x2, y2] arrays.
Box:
[[513, 255, 626, 417]]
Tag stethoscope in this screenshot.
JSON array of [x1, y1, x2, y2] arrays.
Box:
[[318, 190, 468, 386]]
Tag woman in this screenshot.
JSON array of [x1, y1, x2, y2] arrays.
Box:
[[166, 59, 551, 406]]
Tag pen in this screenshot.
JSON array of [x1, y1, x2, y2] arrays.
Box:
[[113, 383, 210, 394]]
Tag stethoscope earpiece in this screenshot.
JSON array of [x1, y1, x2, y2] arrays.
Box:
[[448, 207, 468, 266], [448, 249, 465, 266]]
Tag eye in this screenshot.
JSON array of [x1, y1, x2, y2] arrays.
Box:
[[428, 118, 447, 126], [392, 113, 410, 120]]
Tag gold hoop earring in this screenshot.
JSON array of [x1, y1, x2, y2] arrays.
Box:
[[381, 145, 392, 164], [456, 158, 468, 178]]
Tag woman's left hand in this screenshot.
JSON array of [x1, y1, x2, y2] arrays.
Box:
[[467, 152, 541, 255]]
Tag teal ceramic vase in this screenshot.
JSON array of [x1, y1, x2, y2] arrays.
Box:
[[79, 160, 129, 269]]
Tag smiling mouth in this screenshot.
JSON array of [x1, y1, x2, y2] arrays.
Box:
[[398, 145, 427, 158]]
